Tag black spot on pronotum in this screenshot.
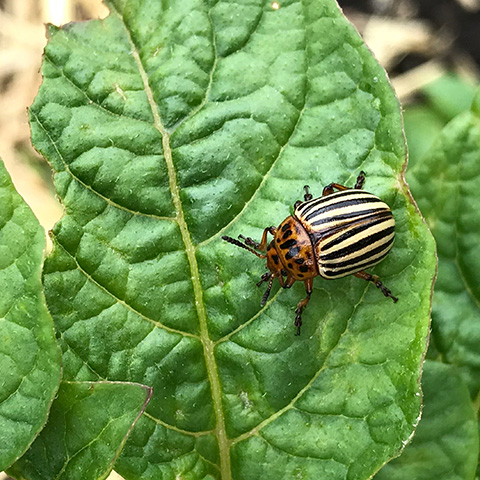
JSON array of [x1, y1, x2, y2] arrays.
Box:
[[285, 246, 300, 259], [272, 255, 279, 265], [282, 230, 292, 240], [281, 223, 290, 232], [280, 239, 296, 250], [298, 273, 304, 278], [299, 265, 309, 273], [295, 258, 304, 264], [288, 263, 293, 268]]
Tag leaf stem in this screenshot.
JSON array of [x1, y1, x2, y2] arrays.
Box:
[[153, 84, 232, 480]]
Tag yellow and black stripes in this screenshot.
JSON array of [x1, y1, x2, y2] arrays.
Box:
[[294, 190, 395, 279]]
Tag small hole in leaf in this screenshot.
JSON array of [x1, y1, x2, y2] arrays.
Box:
[[271, 1, 280, 10]]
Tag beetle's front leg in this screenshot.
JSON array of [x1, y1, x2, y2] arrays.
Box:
[[239, 226, 276, 251], [294, 278, 313, 335]]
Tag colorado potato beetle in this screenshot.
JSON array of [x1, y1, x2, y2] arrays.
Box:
[[222, 172, 397, 335]]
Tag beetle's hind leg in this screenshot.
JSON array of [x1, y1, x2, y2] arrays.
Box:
[[294, 278, 313, 335], [354, 270, 398, 302]]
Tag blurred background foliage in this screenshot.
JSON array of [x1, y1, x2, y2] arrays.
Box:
[[0, 0, 479, 479]]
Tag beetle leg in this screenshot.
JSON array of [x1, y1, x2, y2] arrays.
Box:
[[256, 272, 271, 287], [240, 226, 276, 251], [322, 182, 349, 196], [303, 185, 313, 201], [323, 171, 367, 196], [294, 278, 313, 335], [354, 271, 398, 302], [354, 171, 366, 190], [260, 274, 275, 306], [294, 186, 313, 209]]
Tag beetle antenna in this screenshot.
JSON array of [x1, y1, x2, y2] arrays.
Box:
[[261, 275, 275, 306], [222, 236, 266, 259]]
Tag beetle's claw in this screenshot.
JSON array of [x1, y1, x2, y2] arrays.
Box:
[[374, 280, 398, 302]]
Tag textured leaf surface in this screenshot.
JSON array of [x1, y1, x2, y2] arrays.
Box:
[[408, 88, 480, 396], [32, 1, 436, 479], [0, 160, 61, 471], [8, 381, 152, 480], [375, 361, 479, 480]]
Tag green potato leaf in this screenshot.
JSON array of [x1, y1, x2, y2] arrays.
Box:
[[374, 361, 479, 480], [0, 160, 61, 471], [30, 1, 436, 478], [408, 87, 480, 397], [8, 381, 152, 480]]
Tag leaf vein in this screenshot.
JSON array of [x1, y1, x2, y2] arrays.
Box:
[[54, 240, 199, 338], [43, 53, 154, 125], [231, 282, 371, 445], [196, 94, 307, 249], [173, 5, 219, 132], [108, 4, 232, 477], [30, 109, 176, 222], [258, 430, 349, 465], [143, 411, 215, 437]]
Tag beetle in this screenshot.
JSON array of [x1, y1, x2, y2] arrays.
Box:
[[222, 171, 397, 335]]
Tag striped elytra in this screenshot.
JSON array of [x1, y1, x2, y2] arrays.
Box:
[[294, 189, 395, 279], [222, 172, 398, 335]]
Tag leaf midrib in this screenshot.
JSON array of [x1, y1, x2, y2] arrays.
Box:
[[109, 5, 232, 479]]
